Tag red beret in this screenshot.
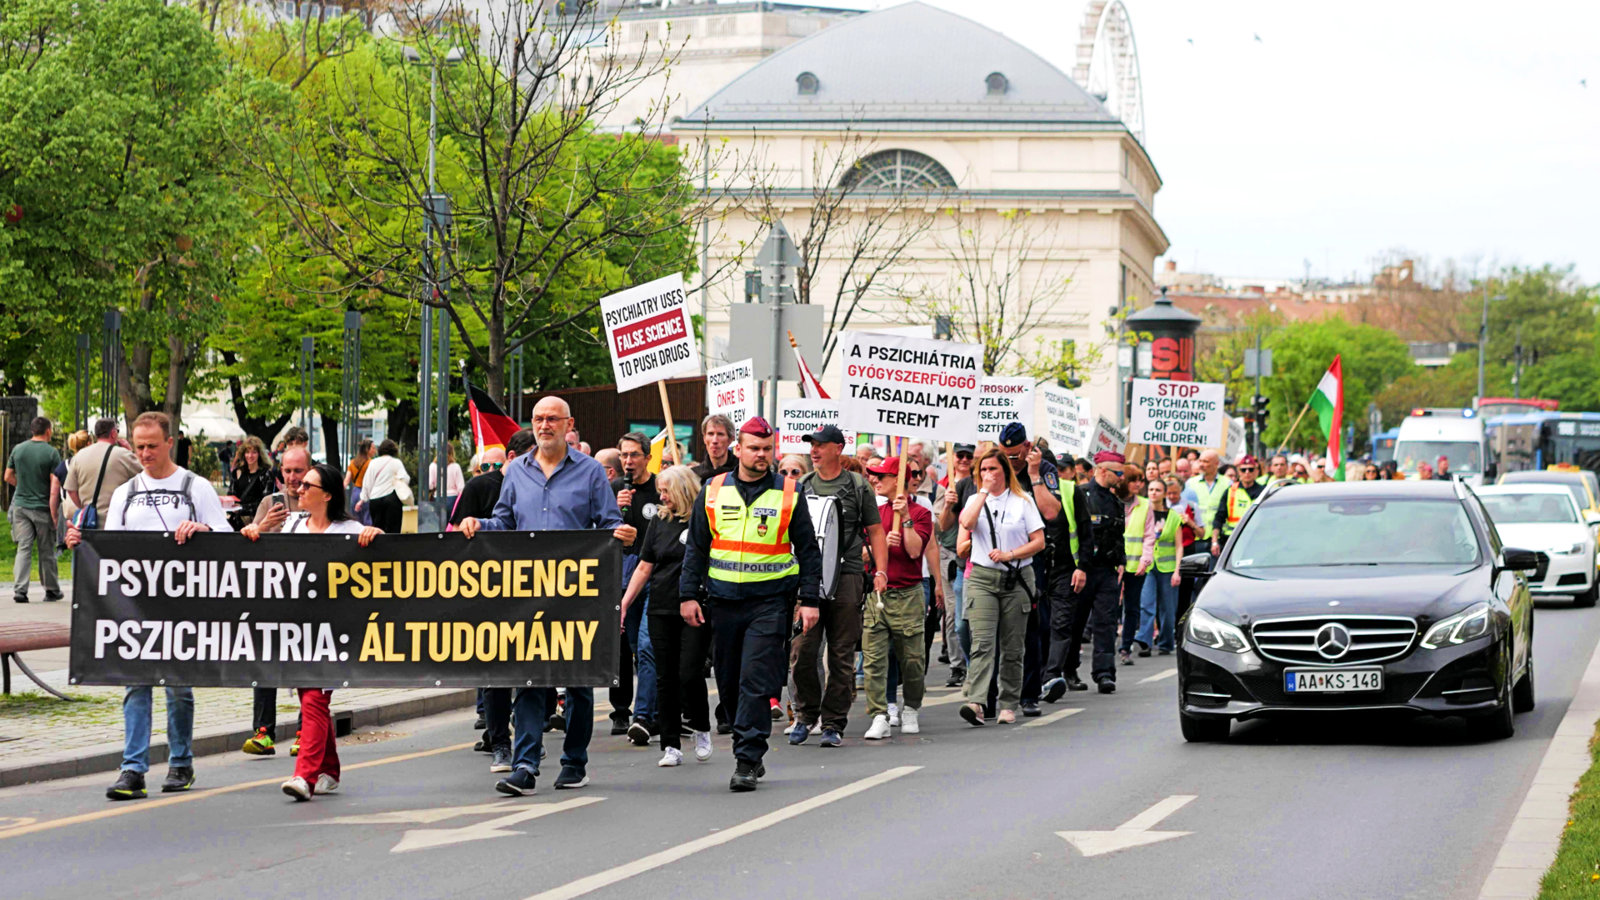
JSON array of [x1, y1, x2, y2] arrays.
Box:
[[739, 416, 775, 438], [1094, 450, 1125, 466]]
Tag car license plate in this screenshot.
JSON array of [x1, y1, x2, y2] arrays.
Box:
[[1284, 668, 1384, 693]]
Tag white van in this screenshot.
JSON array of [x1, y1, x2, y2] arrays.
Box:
[[1393, 408, 1493, 485]]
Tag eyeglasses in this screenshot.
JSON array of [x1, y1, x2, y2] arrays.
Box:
[[301, 480, 325, 493], [479, 462, 503, 473]]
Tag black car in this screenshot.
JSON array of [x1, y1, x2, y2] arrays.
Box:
[[1177, 479, 1537, 742]]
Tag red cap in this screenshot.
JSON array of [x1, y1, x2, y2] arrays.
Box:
[[866, 455, 900, 476], [739, 416, 775, 438]]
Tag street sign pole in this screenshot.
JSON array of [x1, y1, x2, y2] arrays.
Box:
[[754, 222, 802, 422]]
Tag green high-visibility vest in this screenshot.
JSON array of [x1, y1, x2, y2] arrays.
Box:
[[1153, 509, 1183, 573], [1059, 479, 1080, 560], [1187, 475, 1231, 540], [1124, 497, 1149, 562]]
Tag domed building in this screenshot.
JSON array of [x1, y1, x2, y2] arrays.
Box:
[[670, 0, 1167, 435]]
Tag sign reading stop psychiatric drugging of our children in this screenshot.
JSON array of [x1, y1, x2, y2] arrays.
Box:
[[839, 332, 983, 439], [1128, 378, 1227, 447], [600, 273, 700, 394], [69, 531, 622, 689]]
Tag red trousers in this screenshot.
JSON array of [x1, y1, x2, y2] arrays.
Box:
[[294, 689, 340, 788]]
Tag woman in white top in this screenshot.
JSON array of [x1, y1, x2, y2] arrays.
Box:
[[362, 440, 409, 533], [243, 463, 381, 801], [429, 443, 465, 514], [955, 448, 1045, 726]]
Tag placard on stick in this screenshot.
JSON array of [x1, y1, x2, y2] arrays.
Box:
[[600, 274, 699, 394], [778, 399, 854, 456], [706, 358, 758, 430], [838, 331, 983, 439], [977, 377, 1035, 442], [1128, 378, 1227, 448]]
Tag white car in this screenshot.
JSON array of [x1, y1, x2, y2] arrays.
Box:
[[1476, 484, 1598, 606]]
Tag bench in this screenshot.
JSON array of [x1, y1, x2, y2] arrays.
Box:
[[0, 622, 71, 700]]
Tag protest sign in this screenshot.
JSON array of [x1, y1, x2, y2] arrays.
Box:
[[600, 273, 699, 394], [1042, 386, 1082, 454], [1128, 378, 1227, 447], [977, 377, 1035, 441], [70, 531, 622, 689], [838, 332, 983, 439], [1088, 416, 1127, 459], [706, 358, 758, 430], [778, 399, 854, 455], [1077, 397, 1093, 445], [1224, 416, 1248, 462]]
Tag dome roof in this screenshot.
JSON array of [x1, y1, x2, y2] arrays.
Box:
[[677, 1, 1120, 131]]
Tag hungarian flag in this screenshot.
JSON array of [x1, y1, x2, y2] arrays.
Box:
[[467, 382, 520, 455], [789, 330, 829, 399], [1309, 356, 1344, 481]]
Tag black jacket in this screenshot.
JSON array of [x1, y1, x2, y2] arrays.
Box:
[[1079, 480, 1126, 570], [1053, 482, 1095, 573]]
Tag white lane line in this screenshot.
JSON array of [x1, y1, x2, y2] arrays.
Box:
[[1139, 669, 1178, 684], [921, 691, 973, 708], [523, 766, 922, 900], [1022, 708, 1083, 728]]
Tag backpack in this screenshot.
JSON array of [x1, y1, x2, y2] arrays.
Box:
[[120, 472, 197, 528]]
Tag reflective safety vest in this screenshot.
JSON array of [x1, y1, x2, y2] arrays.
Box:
[[1058, 480, 1080, 560], [704, 474, 799, 584], [1124, 497, 1149, 562], [1153, 510, 1183, 573], [1222, 485, 1257, 536], [1188, 476, 1231, 540]]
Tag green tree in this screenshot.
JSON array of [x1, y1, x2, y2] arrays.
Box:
[[1262, 319, 1413, 452]]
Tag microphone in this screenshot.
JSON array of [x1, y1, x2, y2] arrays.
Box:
[[619, 472, 632, 519]]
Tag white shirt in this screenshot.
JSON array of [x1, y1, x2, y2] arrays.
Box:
[[966, 489, 1044, 570], [287, 516, 363, 535], [429, 461, 464, 496], [364, 455, 408, 500], [106, 469, 233, 533]]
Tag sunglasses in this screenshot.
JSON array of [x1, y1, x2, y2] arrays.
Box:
[[300, 480, 324, 493], [1239, 466, 1258, 472], [955, 452, 973, 460], [778, 468, 804, 477], [479, 462, 503, 473]]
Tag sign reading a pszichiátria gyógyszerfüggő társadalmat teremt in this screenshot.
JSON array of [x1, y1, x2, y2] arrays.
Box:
[[69, 531, 621, 689]]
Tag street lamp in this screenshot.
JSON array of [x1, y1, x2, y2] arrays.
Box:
[[1475, 287, 1507, 406]]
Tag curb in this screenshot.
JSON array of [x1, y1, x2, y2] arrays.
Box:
[[1478, 637, 1600, 899], [0, 688, 477, 788]]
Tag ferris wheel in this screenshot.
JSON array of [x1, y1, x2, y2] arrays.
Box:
[[1072, 0, 1146, 147]]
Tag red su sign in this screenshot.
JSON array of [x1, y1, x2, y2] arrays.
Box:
[[1150, 335, 1195, 382]]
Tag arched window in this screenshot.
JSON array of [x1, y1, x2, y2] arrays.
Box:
[[985, 71, 1009, 96], [796, 71, 820, 96], [839, 150, 957, 191]]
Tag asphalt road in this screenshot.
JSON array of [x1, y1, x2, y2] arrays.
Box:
[[1, 600, 1596, 900]]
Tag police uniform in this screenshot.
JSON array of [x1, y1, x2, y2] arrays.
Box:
[[1042, 476, 1094, 693], [680, 428, 822, 787], [1062, 461, 1127, 691]]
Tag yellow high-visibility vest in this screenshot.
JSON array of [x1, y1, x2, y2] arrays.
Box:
[[704, 474, 799, 583]]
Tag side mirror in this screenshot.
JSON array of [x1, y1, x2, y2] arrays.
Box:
[[1584, 511, 1600, 527], [1500, 547, 1543, 573], [1179, 552, 1213, 577]]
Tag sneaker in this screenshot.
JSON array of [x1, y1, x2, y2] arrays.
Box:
[[473, 736, 491, 752], [694, 731, 713, 762], [959, 703, 986, 727], [729, 760, 759, 792], [1042, 677, 1067, 704], [945, 667, 966, 688], [490, 746, 513, 773], [769, 698, 783, 720], [863, 715, 892, 740], [1138, 645, 1152, 658], [314, 773, 340, 794], [12, 595, 26, 604], [657, 747, 683, 767], [1065, 676, 1090, 692], [496, 768, 537, 796], [997, 709, 1017, 724], [901, 707, 920, 734], [819, 728, 842, 748], [610, 717, 628, 737], [937, 651, 950, 664], [887, 703, 901, 727], [548, 711, 567, 733], [281, 775, 312, 801], [162, 766, 196, 793], [1119, 649, 1134, 666], [787, 720, 810, 746], [241, 728, 276, 756], [716, 722, 733, 735], [554, 765, 589, 789], [1097, 677, 1117, 694], [43, 592, 63, 602], [627, 720, 650, 746], [1020, 699, 1042, 718], [289, 732, 301, 757], [474, 714, 487, 730], [105, 769, 146, 801]]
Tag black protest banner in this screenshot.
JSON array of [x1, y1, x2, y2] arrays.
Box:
[[69, 530, 622, 689]]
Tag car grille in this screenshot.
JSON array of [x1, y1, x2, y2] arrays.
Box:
[[1249, 615, 1418, 666]]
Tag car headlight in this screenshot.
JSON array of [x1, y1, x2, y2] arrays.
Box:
[[1556, 543, 1586, 556], [1420, 602, 1491, 649], [1187, 607, 1250, 653]]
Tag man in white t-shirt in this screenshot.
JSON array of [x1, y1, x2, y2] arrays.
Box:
[[68, 411, 232, 801]]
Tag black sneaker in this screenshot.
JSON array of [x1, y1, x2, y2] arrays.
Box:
[[609, 717, 629, 737], [1021, 699, 1042, 717], [162, 766, 195, 793], [1138, 646, 1152, 658], [937, 651, 949, 664], [945, 667, 966, 688], [546, 711, 566, 733], [730, 760, 759, 792], [627, 720, 650, 746], [43, 592, 62, 602], [553, 765, 589, 789], [474, 715, 487, 730], [1043, 677, 1068, 703], [473, 736, 491, 752], [717, 721, 733, 735], [12, 596, 26, 604], [490, 746, 513, 773], [496, 768, 536, 796], [1097, 677, 1116, 695], [1065, 676, 1090, 692], [106, 769, 146, 801]]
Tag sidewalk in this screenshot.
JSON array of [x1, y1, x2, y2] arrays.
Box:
[[0, 581, 475, 788]]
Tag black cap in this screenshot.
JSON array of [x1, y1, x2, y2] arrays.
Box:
[[953, 443, 976, 454], [998, 421, 1029, 448], [802, 424, 846, 445]]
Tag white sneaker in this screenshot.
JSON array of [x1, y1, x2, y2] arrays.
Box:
[[863, 714, 892, 740], [657, 747, 683, 767], [314, 773, 340, 794], [281, 776, 311, 801], [693, 731, 713, 762], [900, 708, 920, 734], [887, 703, 901, 727], [809, 721, 823, 736]]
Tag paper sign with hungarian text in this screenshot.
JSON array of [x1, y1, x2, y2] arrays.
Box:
[[838, 332, 983, 439], [706, 358, 758, 430], [977, 377, 1035, 441], [778, 399, 854, 455]]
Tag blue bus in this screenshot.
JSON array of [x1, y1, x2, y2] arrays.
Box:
[[1370, 428, 1399, 464], [1489, 412, 1600, 475]]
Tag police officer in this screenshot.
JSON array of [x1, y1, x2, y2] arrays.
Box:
[[680, 417, 824, 792], [1211, 454, 1266, 554], [1040, 449, 1094, 700], [1059, 451, 1127, 694]]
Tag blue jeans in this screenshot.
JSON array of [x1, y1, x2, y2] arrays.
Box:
[[122, 686, 194, 773], [953, 567, 971, 664], [512, 686, 593, 775], [1137, 570, 1180, 652]]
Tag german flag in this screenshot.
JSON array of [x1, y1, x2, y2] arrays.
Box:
[[468, 382, 520, 454]]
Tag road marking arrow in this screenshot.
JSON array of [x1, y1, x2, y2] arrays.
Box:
[[391, 797, 604, 853], [1057, 795, 1196, 858]]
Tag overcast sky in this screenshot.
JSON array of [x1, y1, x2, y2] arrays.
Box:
[[846, 0, 1600, 285]]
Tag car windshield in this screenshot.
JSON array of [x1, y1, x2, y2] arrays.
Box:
[[1394, 440, 1481, 474], [1228, 498, 1480, 568], [1480, 493, 1578, 524], [1500, 473, 1587, 509]]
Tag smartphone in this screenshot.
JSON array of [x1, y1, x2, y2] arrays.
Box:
[[267, 492, 286, 509]]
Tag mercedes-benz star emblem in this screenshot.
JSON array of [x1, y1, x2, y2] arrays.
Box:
[[1315, 623, 1352, 660]]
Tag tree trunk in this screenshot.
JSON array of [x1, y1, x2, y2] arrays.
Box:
[[388, 397, 417, 449], [221, 352, 292, 445], [320, 412, 343, 470]]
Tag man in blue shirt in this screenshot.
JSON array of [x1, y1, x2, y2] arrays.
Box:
[[459, 396, 627, 796]]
